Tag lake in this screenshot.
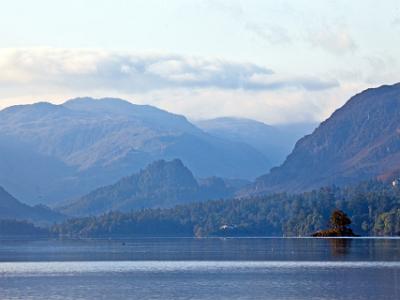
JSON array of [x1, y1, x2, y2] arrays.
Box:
[[0, 237, 399, 299]]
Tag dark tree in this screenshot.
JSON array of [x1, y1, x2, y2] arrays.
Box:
[[330, 210, 351, 229]]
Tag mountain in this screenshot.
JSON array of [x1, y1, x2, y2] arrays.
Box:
[[59, 159, 237, 216], [196, 117, 316, 166], [0, 97, 270, 204], [0, 186, 64, 224], [246, 83, 400, 195]]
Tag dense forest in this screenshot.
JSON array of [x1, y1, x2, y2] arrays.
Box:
[[50, 180, 400, 237], [0, 219, 48, 236]]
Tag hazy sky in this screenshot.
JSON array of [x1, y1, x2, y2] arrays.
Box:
[[0, 0, 399, 124]]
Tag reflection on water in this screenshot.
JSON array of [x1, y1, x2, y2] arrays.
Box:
[[0, 237, 399, 262], [0, 238, 399, 300], [329, 238, 352, 256]]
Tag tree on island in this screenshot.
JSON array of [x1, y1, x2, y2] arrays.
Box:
[[312, 209, 357, 237], [330, 210, 352, 230]]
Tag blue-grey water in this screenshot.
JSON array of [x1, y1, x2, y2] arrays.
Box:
[[0, 237, 399, 299]]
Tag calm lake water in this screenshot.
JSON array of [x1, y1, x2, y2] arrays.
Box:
[[0, 237, 399, 299]]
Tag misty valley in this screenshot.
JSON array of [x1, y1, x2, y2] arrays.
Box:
[[1, 84, 400, 238], [1, 84, 400, 300]]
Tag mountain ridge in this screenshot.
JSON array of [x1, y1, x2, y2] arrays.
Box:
[[245, 83, 400, 195], [196, 117, 316, 166], [59, 159, 238, 216], [0, 97, 271, 204]]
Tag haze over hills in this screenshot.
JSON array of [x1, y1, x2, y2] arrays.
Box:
[[196, 117, 316, 166], [59, 159, 239, 217], [246, 83, 400, 195], [3, 83, 400, 216], [0, 186, 64, 224], [2, 84, 400, 234], [0, 97, 270, 205]]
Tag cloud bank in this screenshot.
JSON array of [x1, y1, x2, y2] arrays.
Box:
[[0, 48, 338, 93], [0, 48, 364, 125]]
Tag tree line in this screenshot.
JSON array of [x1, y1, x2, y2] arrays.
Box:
[[49, 180, 400, 237]]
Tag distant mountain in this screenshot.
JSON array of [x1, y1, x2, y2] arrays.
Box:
[[0, 97, 270, 204], [59, 159, 237, 216], [0, 186, 64, 224], [196, 117, 316, 166], [245, 83, 400, 195]]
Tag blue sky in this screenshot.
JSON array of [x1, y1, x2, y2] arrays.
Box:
[[0, 0, 399, 124]]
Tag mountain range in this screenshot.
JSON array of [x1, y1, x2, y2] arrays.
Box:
[[196, 117, 316, 166], [247, 83, 400, 195], [0, 97, 274, 205], [2, 83, 400, 220]]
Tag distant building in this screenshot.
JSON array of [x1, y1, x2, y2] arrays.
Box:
[[392, 178, 400, 187], [219, 224, 236, 230]]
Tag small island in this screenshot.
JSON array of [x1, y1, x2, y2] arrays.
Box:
[[312, 209, 358, 237]]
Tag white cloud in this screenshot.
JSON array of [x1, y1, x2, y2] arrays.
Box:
[[140, 85, 357, 125], [248, 73, 338, 91], [363, 55, 399, 85], [307, 25, 357, 55], [0, 47, 376, 125], [245, 22, 292, 45], [0, 48, 338, 93], [393, 16, 400, 27]]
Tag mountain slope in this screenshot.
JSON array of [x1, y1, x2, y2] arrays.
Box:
[[196, 117, 316, 166], [247, 83, 400, 195], [0, 97, 270, 204], [0, 186, 64, 223], [59, 159, 236, 216]]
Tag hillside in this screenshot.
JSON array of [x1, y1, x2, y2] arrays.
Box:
[[247, 83, 400, 195], [196, 117, 316, 166], [0, 97, 270, 204], [59, 159, 238, 216], [0, 186, 64, 224], [52, 180, 400, 237]]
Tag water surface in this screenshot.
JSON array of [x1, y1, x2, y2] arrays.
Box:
[[0, 237, 399, 299]]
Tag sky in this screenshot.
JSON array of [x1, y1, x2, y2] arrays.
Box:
[[0, 0, 399, 124]]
